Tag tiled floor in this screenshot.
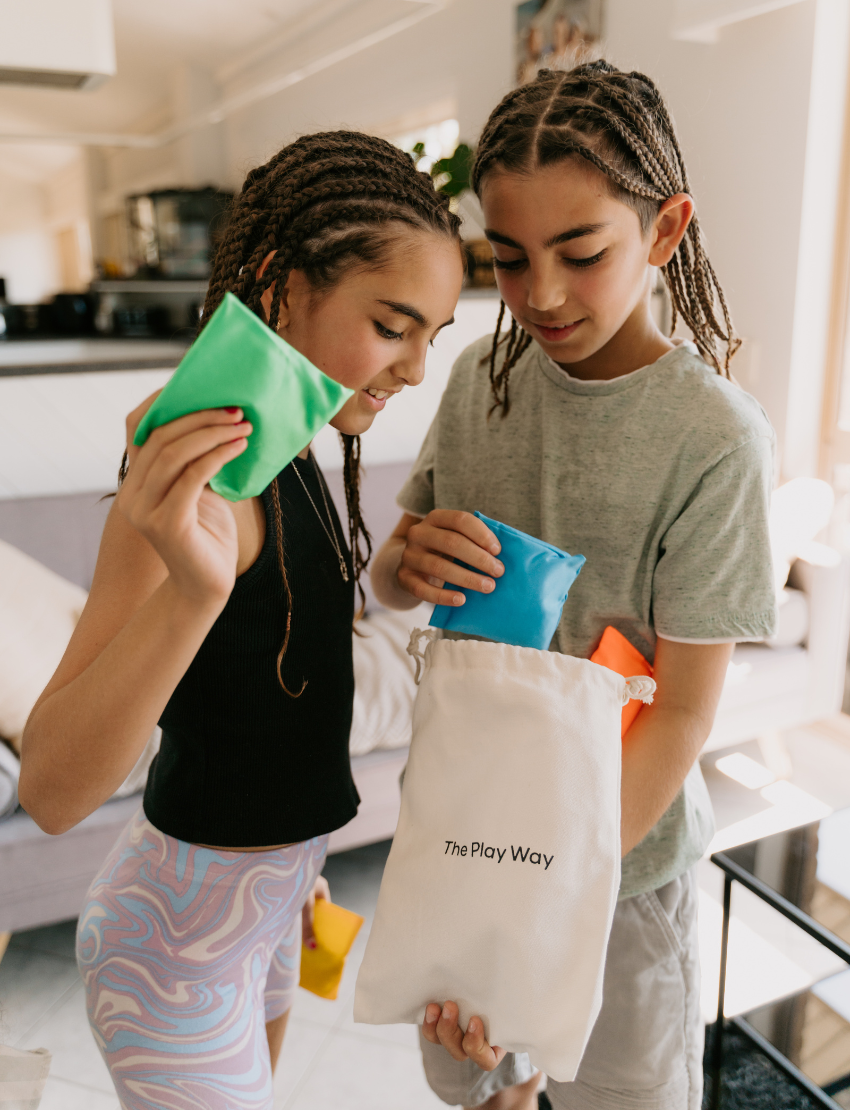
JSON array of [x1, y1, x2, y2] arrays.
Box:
[[3, 722, 850, 1109]]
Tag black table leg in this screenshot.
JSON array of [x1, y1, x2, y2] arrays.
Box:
[[710, 871, 732, 1110]]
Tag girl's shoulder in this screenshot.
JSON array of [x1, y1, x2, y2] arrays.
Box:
[[442, 334, 774, 456], [658, 343, 774, 449]]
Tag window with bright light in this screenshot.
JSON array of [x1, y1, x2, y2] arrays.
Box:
[[393, 118, 460, 173]]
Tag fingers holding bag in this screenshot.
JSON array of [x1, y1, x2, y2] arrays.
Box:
[[127, 409, 251, 509], [119, 405, 253, 604], [398, 509, 505, 607], [301, 875, 330, 950], [422, 1001, 507, 1071], [299, 892, 364, 1002]]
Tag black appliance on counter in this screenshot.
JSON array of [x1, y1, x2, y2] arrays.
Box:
[[0, 291, 97, 339], [127, 188, 233, 280]]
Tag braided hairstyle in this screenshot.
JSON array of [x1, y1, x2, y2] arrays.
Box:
[[472, 61, 740, 415], [122, 131, 460, 694]]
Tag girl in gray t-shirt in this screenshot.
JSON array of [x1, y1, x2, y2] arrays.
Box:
[[371, 61, 776, 1110]]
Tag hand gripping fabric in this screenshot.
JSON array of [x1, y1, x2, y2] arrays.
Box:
[[133, 292, 353, 501], [429, 512, 585, 649], [353, 630, 656, 1082]]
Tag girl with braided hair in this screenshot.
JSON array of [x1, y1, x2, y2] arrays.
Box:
[[20, 131, 463, 1109], [373, 63, 776, 1109]]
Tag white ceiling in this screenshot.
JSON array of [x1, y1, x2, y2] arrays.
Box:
[[0, 0, 317, 134], [0, 0, 432, 183]]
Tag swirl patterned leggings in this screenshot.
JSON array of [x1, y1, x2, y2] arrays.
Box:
[[76, 809, 328, 1110]]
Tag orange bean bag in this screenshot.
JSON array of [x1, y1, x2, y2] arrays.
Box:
[[590, 626, 653, 739]]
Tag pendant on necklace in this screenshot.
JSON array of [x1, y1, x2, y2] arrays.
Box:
[[340, 558, 350, 582]]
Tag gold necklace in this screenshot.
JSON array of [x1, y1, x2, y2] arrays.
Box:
[[291, 455, 349, 582]]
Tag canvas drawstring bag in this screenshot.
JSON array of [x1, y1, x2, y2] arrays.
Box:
[[353, 630, 655, 1082]]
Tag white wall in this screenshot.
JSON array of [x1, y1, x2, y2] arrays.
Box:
[[604, 0, 848, 476], [0, 230, 59, 304], [0, 172, 60, 303], [220, 0, 515, 186]]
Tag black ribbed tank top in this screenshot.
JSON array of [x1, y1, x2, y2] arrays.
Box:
[[143, 455, 360, 847]]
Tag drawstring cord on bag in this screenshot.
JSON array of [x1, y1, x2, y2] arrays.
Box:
[[623, 675, 656, 706], [407, 631, 657, 705], [407, 628, 440, 685]]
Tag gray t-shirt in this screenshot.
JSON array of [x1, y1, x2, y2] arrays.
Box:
[[398, 336, 777, 899]]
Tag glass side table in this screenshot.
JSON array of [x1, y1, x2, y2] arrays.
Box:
[[709, 807, 850, 1109]]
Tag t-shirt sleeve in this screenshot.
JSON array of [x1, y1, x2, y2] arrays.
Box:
[[396, 415, 437, 517], [652, 434, 777, 641]]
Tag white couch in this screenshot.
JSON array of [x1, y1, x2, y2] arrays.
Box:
[[705, 551, 850, 754]]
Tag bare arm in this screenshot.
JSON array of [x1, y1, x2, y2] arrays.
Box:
[[370, 511, 504, 610], [620, 636, 732, 854], [19, 400, 252, 835]]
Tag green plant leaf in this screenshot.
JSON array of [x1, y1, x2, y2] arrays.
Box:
[[431, 142, 474, 197]]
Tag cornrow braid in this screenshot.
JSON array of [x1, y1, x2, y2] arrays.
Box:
[[472, 61, 740, 415], [204, 130, 459, 693], [339, 432, 372, 620]]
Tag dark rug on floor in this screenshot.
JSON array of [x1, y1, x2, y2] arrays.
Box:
[[536, 1024, 828, 1109], [702, 1025, 823, 1110]]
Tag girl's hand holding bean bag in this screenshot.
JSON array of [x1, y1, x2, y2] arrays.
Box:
[[397, 509, 506, 607], [120, 394, 253, 606]]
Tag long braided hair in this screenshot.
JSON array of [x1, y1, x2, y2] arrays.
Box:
[[122, 131, 460, 694], [472, 61, 740, 415]]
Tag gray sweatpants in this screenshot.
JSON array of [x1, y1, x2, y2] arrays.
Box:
[[420, 869, 703, 1110]]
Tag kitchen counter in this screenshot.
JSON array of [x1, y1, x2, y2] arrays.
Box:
[[0, 290, 498, 378], [0, 294, 503, 500], [0, 338, 189, 376]]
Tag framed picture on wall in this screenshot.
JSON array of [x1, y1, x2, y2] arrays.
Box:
[[516, 0, 604, 84]]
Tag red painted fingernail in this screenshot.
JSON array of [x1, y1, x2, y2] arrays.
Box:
[[224, 406, 239, 413]]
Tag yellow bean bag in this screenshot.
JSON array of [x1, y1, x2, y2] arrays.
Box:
[[300, 899, 364, 1000]]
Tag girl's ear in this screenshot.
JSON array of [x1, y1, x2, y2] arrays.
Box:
[[648, 193, 694, 267]]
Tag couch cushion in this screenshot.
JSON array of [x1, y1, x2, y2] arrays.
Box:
[[0, 539, 87, 750], [768, 587, 809, 648], [718, 642, 809, 712], [350, 605, 429, 756], [0, 490, 111, 590]]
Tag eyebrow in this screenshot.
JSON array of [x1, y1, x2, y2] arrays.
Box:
[[485, 223, 610, 250], [377, 299, 455, 330]]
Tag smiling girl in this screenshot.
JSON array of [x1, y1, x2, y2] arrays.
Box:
[[19, 131, 463, 1110], [372, 64, 777, 1110]]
